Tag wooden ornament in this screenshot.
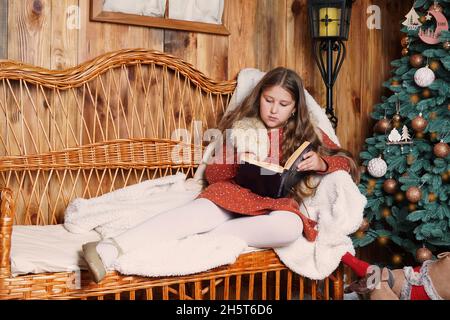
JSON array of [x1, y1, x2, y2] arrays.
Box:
[[411, 114, 428, 132], [383, 179, 398, 194], [410, 54, 424, 68], [416, 247, 433, 263], [418, 9, 448, 45], [406, 186, 422, 203], [434, 142, 450, 158]]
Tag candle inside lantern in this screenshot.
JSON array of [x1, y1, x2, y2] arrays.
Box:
[[319, 7, 340, 37]]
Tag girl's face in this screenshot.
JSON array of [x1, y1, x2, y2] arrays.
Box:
[[259, 85, 296, 129]]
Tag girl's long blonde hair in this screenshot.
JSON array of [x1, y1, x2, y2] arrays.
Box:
[[218, 67, 360, 202]]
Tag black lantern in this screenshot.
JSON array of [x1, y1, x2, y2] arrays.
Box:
[[308, 0, 353, 128]]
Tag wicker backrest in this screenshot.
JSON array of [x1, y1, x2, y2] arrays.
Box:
[[0, 49, 236, 225]]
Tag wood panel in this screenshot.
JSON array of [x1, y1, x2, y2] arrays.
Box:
[[0, 0, 7, 59]]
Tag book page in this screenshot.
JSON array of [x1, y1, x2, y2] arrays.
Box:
[[240, 154, 284, 173], [283, 141, 311, 170]]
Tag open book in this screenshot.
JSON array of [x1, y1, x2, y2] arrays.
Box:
[[235, 141, 313, 198]]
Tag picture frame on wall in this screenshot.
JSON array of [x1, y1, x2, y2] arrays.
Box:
[[90, 0, 230, 36]]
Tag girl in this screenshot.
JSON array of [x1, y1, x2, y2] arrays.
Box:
[[82, 67, 373, 284]]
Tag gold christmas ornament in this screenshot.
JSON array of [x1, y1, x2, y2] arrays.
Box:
[[377, 236, 389, 246], [410, 94, 420, 104], [391, 79, 401, 87], [408, 203, 417, 212], [374, 118, 392, 134], [368, 179, 377, 187], [430, 132, 438, 141], [434, 142, 449, 158], [416, 132, 425, 139], [442, 172, 449, 183], [429, 60, 441, 71], [411, 114, 428, 132], [428, 192, 437, 202], [401, 36, 410, 47], [358, 218, 370, 232], [392, 254, 403, 265], [410, 54, 424, 68], [444, 41, 450, 50], [383, 179, 398, 194], [354, 230, 366, 239], [392, 114, 402, 122], [422, 88, 432, 98], [381, 207, 391, 218], [401, 47, 409, 56], [416, 247, 433, 263], [395, 192, 405, 203], [406, 186, 422, 203], [393, 120, 402, 129], [419, 15, 428, 24]]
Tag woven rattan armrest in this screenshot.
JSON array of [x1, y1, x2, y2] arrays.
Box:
[[0, 188, 14, 277]]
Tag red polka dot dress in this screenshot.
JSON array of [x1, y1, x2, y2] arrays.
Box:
[[196, 127, 351, 241]]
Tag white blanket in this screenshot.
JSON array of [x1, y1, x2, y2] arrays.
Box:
[[61, 170, 366, 280]]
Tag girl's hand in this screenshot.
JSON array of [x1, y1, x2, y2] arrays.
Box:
[[296, 151, 327, 172]]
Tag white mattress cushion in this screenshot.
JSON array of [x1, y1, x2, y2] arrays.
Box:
[[10, 225, 260, 276], [10, 225, 101, 277]]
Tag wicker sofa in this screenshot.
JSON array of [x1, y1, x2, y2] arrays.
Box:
[[0, 49, 344, 300]]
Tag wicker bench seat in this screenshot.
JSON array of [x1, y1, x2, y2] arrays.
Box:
[[0, 49, 344, 300]]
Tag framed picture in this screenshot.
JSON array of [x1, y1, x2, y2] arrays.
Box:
[[90, 0, 229, 36]]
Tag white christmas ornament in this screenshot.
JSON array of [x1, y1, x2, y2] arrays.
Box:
[[402, 7, 422, 31], [367, 156, 387, 178], [414, 66, 435, 87], [388, 128, 402, 142]]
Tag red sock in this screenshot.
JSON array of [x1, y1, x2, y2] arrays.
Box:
[[341, 252, 371, 277]]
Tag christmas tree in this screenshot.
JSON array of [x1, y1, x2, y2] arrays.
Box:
[[354, 0, 450, 267]]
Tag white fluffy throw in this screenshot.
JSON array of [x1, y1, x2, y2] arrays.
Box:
[[63, 170, 365, 280]]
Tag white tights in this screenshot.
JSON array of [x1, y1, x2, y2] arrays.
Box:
[[97, 198, 303, 267]]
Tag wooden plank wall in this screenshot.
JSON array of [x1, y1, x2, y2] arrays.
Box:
[[1, 0, 413, 160]]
